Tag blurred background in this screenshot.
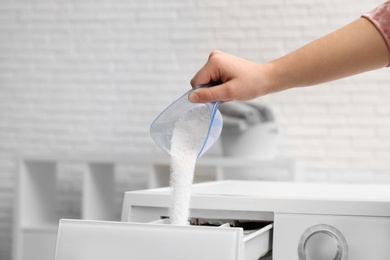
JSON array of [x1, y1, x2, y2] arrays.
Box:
[[1, 0, 389, 259]]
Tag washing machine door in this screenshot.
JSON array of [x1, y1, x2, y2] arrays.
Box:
[[297, 224, 348, 260], [273, 213, 390, 260]]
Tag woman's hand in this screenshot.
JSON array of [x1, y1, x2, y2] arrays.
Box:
[[189, 50, 273, 103]]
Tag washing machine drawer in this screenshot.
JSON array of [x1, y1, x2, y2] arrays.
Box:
[[55, 219, 273, 260], [273, 213, 390, 260]]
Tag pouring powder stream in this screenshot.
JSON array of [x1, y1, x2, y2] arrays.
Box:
[[169, 106, 211, 225]]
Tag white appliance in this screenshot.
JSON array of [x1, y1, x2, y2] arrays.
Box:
[[55, 180, 390, 260]]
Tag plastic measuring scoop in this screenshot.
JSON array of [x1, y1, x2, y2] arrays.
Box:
[[150, 83, 223, 158]]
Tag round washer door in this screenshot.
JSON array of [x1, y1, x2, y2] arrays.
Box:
[[298, 224, 348, 260]]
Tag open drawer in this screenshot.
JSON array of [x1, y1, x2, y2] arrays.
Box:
[[55, 219, 272, 260]]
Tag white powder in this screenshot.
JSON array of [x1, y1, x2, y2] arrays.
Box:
[[169, 106, 211, 225]]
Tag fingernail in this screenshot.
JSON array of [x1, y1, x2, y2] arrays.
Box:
[[189, 92, 200, 103]]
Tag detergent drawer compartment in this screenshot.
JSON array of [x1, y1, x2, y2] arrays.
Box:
[[55, 219, 272, 260]]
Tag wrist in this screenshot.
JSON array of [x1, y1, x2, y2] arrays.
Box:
[[260, 62, 282, 96]]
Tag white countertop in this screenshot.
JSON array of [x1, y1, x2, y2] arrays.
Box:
[[125, 180, 390, 217], [191, 180, 390, 201]]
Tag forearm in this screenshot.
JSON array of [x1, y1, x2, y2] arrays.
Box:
[[266, 17, 390, 93], [190, 12, 390, 103]]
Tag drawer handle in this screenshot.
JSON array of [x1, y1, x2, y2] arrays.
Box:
[[298, 224, 348, 260]]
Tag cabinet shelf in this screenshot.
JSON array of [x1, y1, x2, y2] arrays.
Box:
[[21, 225, 58, 233], [14, 159, 118, 260]]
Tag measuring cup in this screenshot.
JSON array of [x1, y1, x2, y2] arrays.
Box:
[[150, 83, 223, 158]]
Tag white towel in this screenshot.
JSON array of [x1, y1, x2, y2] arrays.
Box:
[[246, 102, 275, 122], [221, 115, 249, 133], [219, 102, 262, 126]]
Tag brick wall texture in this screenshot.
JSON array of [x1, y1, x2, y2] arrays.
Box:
[[0, 0, 388, 259]]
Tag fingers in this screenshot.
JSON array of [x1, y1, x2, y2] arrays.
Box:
[[189, 50, 231, 103], [189, 50, 264, 103], [190, 64, 212, 89], [190, 50, 225, 88], [188, 81, 236, 103]]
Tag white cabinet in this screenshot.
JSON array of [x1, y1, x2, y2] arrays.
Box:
[[14, 159, 116, 260], [14, 155, 294, 260]]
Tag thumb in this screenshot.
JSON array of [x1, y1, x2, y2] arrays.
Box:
[[188, 83, 233, 103]]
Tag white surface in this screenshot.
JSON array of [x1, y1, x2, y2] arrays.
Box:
[[190, 180, 390, 201], [123, 180, 390, 217]]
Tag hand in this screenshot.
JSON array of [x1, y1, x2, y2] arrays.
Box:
[[189, 18, 390, 104], [189, 50, 273, 103]]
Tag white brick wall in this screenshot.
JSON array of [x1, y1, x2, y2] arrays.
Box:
[[0, 0, 388, 259]]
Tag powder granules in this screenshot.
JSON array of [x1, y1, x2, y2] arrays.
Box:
[[169, 106, 211, 225]]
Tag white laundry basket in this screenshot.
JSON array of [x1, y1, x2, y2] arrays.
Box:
[[221, 122, 279, 160]]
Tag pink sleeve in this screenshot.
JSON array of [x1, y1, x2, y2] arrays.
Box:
[[362, 1, 390, 66]]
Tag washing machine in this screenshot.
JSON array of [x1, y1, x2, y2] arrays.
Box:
[[55, 180, 390, 260]]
